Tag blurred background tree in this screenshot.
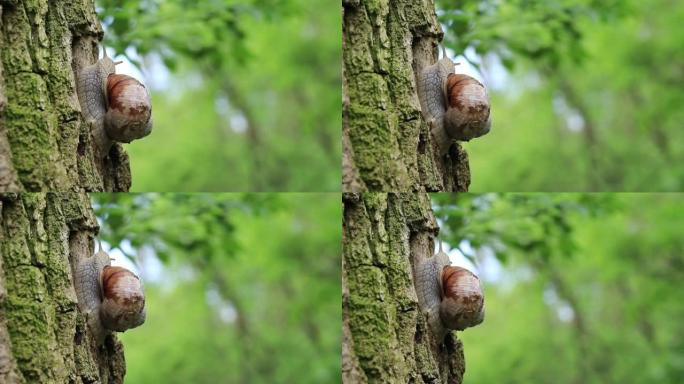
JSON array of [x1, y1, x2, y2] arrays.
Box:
[[91, 193, 340, 383], [432, 193, 684, 383], [98, 0, 340, 191], [435, 0, 684, 191]]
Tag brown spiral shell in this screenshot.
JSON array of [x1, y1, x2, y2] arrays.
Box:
[[99, 265, 146, 332], [439, 265, 485, 331], [444, 73, 491, 141], [104, 74, 153, 143]]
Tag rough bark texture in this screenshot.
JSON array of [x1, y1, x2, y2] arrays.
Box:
[[342, 192, 465, 383], [0, 0, 132, 192], [0, 193, 126, 383], [342, 0, 471, 192]]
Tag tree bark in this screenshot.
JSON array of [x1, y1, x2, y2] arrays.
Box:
[[0, 1, 131, 192], [0, 193, 126, 383], [342, 192, 465, 383], [342, 0, 471, 192]]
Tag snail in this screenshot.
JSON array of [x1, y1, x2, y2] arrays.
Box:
[[76, 48, 153, 158], [416, 45, 491, 155], [414, 240, 484, 341], [73, 239, 146, 344]]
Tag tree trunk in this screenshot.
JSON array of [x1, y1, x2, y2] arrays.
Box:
[[0, 1, 131, 192], [342, 192, 465, 383], [0, 193, 126, 383], [342, 0, 471, 192]]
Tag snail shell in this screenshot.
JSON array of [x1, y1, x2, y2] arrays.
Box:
[[100, 265, 146, 332], [104, 74, 153, 143], [439, 265, 485, 331], [444, 74, 491, 141]]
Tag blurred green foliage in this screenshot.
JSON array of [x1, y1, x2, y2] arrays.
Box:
[[432, 193, 616, 263], [436, 0, 684, 191], [433, 193, 684, 383], [91, 193, 341, 383], [98, 0, 340, 191]]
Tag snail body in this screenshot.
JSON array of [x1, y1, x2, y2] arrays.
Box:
[[415, 241, 451, 339], [76, 48, 152, 158], [416, 46, 491, 155], [73, 239, 146, 344], [416, 46, 457, 155], [415, 241, 484, 341]]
